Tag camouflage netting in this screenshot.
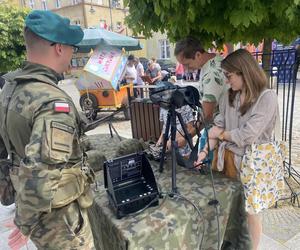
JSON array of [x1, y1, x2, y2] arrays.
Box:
[[87, 134, 251, 250], [85, 134, 148, 172]]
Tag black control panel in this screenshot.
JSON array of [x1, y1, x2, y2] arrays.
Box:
[[107, 156, 142, 184], [104, 152, 159, 219]]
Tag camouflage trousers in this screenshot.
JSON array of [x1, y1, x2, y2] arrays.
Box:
[[30, 201, 95, 250]]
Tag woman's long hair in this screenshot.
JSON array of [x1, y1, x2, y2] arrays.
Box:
[[221, 49, 268, 115]]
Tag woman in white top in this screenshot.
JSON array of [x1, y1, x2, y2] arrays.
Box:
[[125, 54, 137, 84], [133, 57, 144, 97]]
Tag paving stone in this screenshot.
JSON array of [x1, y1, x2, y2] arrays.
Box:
[[284, 232, 300, 249], [259, 233, 290, 250], [262, 207, 300, 243]]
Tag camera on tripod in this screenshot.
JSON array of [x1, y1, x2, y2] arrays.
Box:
[[150, 81, 200, 110], [148, 82, 202, 193]]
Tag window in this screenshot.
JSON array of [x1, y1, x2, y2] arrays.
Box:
[[159, 39, 170, 59], [41, 0, 47, 10], [96, 0, 103, 4], [72, 0, 78, 5], [29, 0, 35, 9], [111, 0, 120, 8], [55, 0, 61, 8]]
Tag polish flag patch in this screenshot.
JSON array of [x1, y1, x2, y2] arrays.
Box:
[[54, 102, 70, 113]]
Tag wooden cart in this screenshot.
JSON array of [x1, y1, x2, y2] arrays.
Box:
[[79, 83, 133, 120]]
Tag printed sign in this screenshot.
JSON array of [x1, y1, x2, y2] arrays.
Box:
[[75, 45, 126, 90]]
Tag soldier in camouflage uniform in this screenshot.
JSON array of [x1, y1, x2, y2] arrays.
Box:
[[0, 10, 95, 249]]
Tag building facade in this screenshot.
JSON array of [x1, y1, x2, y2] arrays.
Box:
[[20, 0, 129, 33], [15, 0, 176, 63], [146, 32, 175, 62]]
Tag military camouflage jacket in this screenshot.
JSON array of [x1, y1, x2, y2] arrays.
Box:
[[0, 62, 83, 235]]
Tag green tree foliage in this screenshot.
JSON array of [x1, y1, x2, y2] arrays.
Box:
[[0, 4, 29, 73], [124, 0, 300, 48]]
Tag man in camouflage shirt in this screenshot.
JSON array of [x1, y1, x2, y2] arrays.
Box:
[[0, 10, 95, 249], [175, 37, 227, 123]]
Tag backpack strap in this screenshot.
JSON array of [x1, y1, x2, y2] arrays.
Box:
[[0, 79, 18, 162]]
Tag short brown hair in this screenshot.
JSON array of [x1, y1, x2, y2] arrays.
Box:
[[221, 49, 268, 115], [174, 37, 205, 59], [24, 27, 51, 51]]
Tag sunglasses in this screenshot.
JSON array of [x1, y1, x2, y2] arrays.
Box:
[[50, 42, 79, 53]]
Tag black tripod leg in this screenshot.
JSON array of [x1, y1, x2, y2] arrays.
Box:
[[110, 121, 122, 141], [159, 112, 171, 173], [170, 109, 178, 193], [108, 121, 113, 138]]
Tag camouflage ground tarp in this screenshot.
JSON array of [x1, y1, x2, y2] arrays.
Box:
[[87, 136, 251, 250]]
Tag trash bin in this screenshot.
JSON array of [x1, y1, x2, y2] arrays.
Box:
[[130, 98, 162, 142]]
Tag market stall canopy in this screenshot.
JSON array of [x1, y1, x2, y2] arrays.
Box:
[[76, 28, 143, 53]]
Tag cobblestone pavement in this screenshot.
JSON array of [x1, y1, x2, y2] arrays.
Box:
[[1, 79, 300, 250]]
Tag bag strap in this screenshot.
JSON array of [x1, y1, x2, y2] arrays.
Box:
[[252, 88, 281, 140], [0, 79, 18, 161], [274, 107, 281, 141]]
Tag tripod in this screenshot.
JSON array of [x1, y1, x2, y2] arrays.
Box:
[[159, 105, 194, 194]]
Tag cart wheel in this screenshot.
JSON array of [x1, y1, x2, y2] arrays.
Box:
[[79, 93, 98, 121], [123, 106, 131, 120]]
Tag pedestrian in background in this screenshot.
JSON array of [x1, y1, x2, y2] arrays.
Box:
[[151, 57, 161, 71], [146, 60, 162, 84], [175, 62, 184, 81], [0, 10, 95, 249], [125, 54, 137, 84], [134, 57, 145, 98]]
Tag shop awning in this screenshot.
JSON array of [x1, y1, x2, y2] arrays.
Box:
[[76, 28, 143, 53]]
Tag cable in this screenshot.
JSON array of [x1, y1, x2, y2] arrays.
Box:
[[125, 167, 206, 250], [197, 106, 221, 250], [168, 192, 206, 250], [155, 145, 205, 250], [205, 127, 221, 250]]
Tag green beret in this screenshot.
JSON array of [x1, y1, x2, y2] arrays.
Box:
[[25, 10, 83, 45]]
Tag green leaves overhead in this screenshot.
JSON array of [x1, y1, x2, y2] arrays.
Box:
[[124, 0, 300, 48], [0, 4, 29, 72]]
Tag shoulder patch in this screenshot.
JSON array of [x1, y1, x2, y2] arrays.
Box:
[[54, 102, 70, 113]]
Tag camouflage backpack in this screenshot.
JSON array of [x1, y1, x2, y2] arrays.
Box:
[[0, 76, 18, 206]]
